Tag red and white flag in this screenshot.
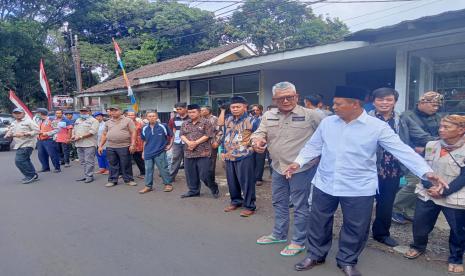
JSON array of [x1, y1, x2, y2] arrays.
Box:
[[9, 90, 33, 121], [39, 59, 52, 110]]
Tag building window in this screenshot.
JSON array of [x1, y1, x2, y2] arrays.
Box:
[[190, 72, 260, 114], [435, 71, 465, 115], [210, 77, 232, 95]]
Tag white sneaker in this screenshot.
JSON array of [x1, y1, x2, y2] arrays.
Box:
[[126, 181, 137, 186], [105, 182, 116, 187]]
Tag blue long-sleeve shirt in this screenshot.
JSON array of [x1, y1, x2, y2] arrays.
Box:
[[294, 111, 433, 196]]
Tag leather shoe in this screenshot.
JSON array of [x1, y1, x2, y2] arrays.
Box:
[[337, 264, 362, 276], [84, 178, 94, 183], [180, 193, 200, 198], [76, 177, 86, 182], [294, 257, 325, 271], [374, 236, 398, 247], [224, 205, 241, 212]]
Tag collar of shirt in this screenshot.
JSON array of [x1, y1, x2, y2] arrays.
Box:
[[232, 112, 249, 123], [269, 105, 305, 116], [176, 114, 188, 120], [334, 110, 368, 125], [110, 116, 123, 122], [187, 118, 202, 125]]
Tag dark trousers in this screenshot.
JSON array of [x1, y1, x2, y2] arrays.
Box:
[[132, 151, 145, 176], [170, 143, 184, 179], [225, 156, 256, 211], [210, 149, 218, 183], [411, 198, 465, 264], [254, 152, 266, 181], [307, 187, 374, 266], [58, 142, 71, 165], [107, 147, 134, 183], [69, 143, 78, 160], [266, 150, 272, 176], [15, 147, 36, 178], [372, 176, 400, 240], [37, 139, 60, 171], [184, 157, 218, 195]]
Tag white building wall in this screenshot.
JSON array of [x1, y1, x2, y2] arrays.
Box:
[[100, 96, 112, 110], [262, 69, 346, 107], [138, 88, 177, 112]]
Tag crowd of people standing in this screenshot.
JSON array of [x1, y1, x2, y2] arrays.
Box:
[[5, 82, 465, 276]]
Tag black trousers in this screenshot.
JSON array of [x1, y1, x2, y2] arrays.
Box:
[[107, 147, 134, 183], [225, 156, 256, 211], [132, 151, 145, 175], [307, 187, 374, 266], [411, 198, 465, 264], [209, 149, 218, 184], [372, 176, 400, 240], [58, 142, 71, 165], [184, 157, 218, 195], [253, 152, 266, 181]]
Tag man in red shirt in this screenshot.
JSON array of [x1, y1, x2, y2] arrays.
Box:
[[53, 109, 73, 167]]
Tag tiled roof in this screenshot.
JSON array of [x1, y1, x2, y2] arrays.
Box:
[[83, 43, 244, 93]]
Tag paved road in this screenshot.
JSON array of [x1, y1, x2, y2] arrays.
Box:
[[0, 151, 444, 276]]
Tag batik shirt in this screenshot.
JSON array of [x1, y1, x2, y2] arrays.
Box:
[[180, 118, 214, 159], [222, 113, 254, 161]]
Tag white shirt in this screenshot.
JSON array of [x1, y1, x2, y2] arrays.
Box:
[[294, 111, 433, 196]]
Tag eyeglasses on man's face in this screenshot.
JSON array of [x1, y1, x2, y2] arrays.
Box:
[[273, 95, 297, 103]]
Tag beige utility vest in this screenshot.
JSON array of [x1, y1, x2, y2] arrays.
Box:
[[416, 140, 465, 209]]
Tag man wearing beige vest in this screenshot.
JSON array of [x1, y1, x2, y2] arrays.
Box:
[[404, 115, 465, 275]]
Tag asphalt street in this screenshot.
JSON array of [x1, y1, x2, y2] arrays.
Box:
[[0, 151, 445, 276]]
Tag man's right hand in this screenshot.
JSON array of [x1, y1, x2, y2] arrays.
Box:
[[284, 162, 301, 179], [98, 146, 103, 155], [414, 147, 425, 154], [252, 137, 267, 153]]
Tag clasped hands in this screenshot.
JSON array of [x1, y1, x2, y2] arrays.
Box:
[[424, 172, 449, 199], [185, 140, 199, 151]]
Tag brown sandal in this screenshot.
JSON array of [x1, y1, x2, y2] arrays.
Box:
[[448, 264, 464, 275], [403, 248, 424, 259]]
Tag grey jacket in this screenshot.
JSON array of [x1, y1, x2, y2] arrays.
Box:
[[398, 109, 440, 148]]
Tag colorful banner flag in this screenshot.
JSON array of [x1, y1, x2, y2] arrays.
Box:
[[9, 90, 33, 121], [39, 59, 52, 110], [112, 38, 138, 112]]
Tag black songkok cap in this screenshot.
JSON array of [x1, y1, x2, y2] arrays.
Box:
[[230, 96, 248, 105], [334, 86, 367, 101], [187, 104, 200, 110]]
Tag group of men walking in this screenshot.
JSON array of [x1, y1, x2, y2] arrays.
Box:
[[6, 81, 464, 276]]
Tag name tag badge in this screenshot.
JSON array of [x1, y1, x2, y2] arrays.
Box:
[[292, 116, 305, 122]]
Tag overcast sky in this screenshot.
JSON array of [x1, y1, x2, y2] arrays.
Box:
[[190, 0, 465, 32]]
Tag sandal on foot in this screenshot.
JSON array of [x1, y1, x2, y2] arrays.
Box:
[[280, 245, 305, 257], [163, 185, 173, 192], [256, 235, 287, 245], [403, 248, 424, 259], [448, 264, 464, 275]]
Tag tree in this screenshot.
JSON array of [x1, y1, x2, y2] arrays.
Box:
[[0, 20, 51, 109], [69, 0, 223, 81], [226, 0, 349, 54]]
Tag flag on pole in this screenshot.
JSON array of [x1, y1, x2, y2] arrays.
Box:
[[9, 90, 33, 121], [39, 59, 52, 110], [112, 38, 138, 112]]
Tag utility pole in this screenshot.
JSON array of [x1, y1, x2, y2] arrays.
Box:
[[69, 29, 86, 108], [70, 31, 83, 94]]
